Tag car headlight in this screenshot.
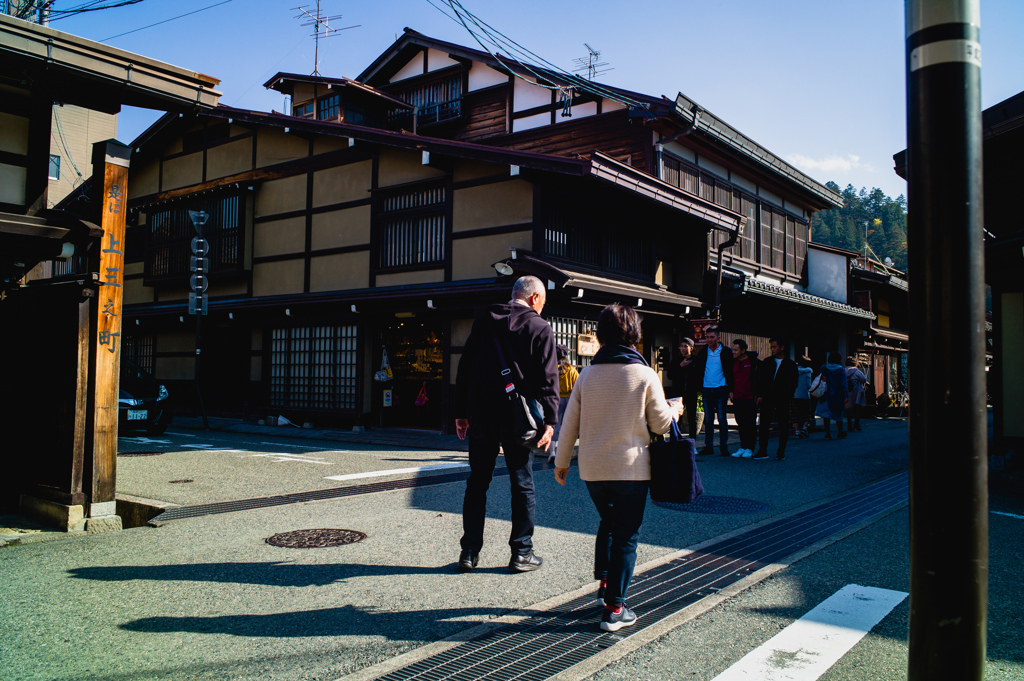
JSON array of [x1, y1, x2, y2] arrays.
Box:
[[158, 385, 169, 401]]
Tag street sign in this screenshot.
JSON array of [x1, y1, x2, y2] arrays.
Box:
[[190, 273, 209, 293], [189, 292, 208, 315], [191, 256, 209, 272], [190, 236, 209, 256]]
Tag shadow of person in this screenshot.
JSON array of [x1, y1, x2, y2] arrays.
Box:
[[119, 604, 545, 641], [67, 561, 480, 588]]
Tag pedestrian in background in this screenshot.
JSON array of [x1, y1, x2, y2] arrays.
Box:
[[454, 276, 559, 573], [845, 357, 868, 432], [791, 355, 814, 438], [549, 344, 579, 464], [666, 337, 699, 439], [729, 339, 759, 458], [814, 352, 849, 440], [694, 327, 734, 457], [754, 338, 798, 460], [554, 303, 683, 632]]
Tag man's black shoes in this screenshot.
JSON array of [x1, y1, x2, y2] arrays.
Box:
[[458, 550, 479, 572], [698, 447, 715, 456], [509, 551, 543, 573]]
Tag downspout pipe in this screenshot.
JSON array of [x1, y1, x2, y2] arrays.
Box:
[[656, 105, 703, 180], [714, 217, 745, 316]]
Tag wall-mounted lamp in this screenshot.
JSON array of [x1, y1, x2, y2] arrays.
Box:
[[547, 279, 555, 290], [179, 316, 184, 323], [493, 261, 514, 276], [351, 304, 358, 313], [576, 289, 584, 298], [427, 300, 436, 309], [285, 309, 291, 316], [58, 243, 75, 258], [636, 298, 643, 308], [510, 248, 518, 260], [135, 319, 140, 326], [228, 312, 234, 320], [685, 306, 691, 315]]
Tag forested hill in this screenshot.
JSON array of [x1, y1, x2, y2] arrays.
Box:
[[811, 182, 908, 272]]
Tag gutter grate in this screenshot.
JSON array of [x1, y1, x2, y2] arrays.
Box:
[[372, 472, 909, 681]]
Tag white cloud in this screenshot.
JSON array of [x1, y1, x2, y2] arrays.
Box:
[[788, 153, 874, 174]]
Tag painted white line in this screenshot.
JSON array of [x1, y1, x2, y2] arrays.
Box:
[[245, 453, 334, 465], [259, 441, 318, 449], [992, 510, 1024, 520], [711, 584, 908, 681], [325, 462, 469, 482]]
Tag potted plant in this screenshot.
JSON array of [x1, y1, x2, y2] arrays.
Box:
[[693, 393, 705, 435]]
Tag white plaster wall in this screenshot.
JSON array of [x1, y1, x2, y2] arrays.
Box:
[[784, 200, 807, 219], [663, 141, 696, 163], [512, 112, 550, 133], [513, 78, 551, 111], [603, 98, 626, 112], [468, 63, 507, 91], [426, 48, 459, 71], [556, 101, 597, 123], [806, 248, 848, 304], [390, 53, 425, 83], [697, 154, 728, 180]]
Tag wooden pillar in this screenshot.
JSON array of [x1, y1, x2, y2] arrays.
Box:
[[85, 140, 131, 528]]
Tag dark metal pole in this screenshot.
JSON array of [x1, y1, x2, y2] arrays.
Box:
[[195, 303, 209, 430], [905, 1, 987, 679]]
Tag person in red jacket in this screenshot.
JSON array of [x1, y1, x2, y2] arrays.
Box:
[[729, 339, 759, 458]]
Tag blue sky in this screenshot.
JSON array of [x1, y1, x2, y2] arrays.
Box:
[[53, 0, 1024, 201]]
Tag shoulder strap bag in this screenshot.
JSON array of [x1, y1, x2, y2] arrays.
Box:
[[649, 420, 704, 504], [492, 334, 545, 449]]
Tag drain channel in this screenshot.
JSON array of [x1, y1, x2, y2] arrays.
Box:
[[371, 472, 909, 681]]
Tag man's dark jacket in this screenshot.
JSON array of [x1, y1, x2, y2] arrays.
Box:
[[692, 343, 735, 391], [455, 302, 559, 426], [755, 356, 799, 400], [666, 350, 699, 400]]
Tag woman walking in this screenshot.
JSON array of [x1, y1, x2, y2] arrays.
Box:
[[549, 344, 579, 464], [845, 357, 868, 432], [791, 355, 814, 438], [553, 304, 682, 632], [815, 352, 849, 439]]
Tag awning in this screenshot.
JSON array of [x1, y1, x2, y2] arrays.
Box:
[[742, 277, 875, 319], [1, 211, 101, 290]]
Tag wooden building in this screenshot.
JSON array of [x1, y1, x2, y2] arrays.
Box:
[[0, 14, 220, 528]]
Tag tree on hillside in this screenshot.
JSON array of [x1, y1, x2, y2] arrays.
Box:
[[811, 184, 908, 272]]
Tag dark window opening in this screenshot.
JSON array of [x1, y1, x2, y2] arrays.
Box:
[[391, 72, 463, 127], [318, 95, 340, 120], [293, 101, 314, 118], [377, 181, 446, 269], [541, 193, 652, 277], [123, 334, 155, 375]]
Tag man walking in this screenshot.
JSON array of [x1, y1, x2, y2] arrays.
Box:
[[694, 327, 734, 456], [454, 276, 559, 573], [729, 339, 759, 458], [754, 337, 798, 461]]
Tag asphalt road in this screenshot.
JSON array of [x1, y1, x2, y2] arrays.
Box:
[[0, 418, 1020, 681]]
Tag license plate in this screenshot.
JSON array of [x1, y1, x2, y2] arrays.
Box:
[[127, 409, 148, 421]]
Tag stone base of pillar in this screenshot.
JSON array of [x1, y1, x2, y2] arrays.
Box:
[[85, 515, 123, 534], [19, 495, 86, 532]]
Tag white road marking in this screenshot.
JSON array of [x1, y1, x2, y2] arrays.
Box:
[[259, 441, 319, 449], [245, 452, 334, 465], [325, 462, 469, 481], [711, 584, 908, 681], [119, 437, 171, 445], [992, 510, 1024, 520]]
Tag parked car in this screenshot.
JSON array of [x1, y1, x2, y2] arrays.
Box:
[[118, 359, 172, 435]]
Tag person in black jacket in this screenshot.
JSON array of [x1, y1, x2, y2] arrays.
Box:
[[454, 276, 559, 574], [753, 337, 799, 461], [666, 337, 699, 439], [692, 327, 735, 456]]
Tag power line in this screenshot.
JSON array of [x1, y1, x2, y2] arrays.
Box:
[[102, 0, 233, 41]]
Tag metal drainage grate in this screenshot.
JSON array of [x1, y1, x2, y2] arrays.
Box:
[[654, 495, 771, 514], [372, 472, 909, 681], [118, 451, 163, 457], [168, 479, 194, 484], [266, 528, 366, 548]]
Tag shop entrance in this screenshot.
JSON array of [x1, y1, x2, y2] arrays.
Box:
[[376, 320, 444, 430]]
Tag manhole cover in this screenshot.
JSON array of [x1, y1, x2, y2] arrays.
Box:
[[266, 528, 367, 548], [168, 479, 194, 484], [654, 495, 771, 515], [118, 451, 163, 457]]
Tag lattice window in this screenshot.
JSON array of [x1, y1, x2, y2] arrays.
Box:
[[772, 210, 786, 271], [123, 334, 155, 375], [270, 325, 358, 410], [759, 205, 773, 266], [318, 95, 340, 120], [145, 193, 243, 282], [377, 181, 446, 269], [795, 220, 808, 277], [547, 316, 598, 369], [391, 71, 463, 127]]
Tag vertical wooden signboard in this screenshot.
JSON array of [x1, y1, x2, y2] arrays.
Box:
[[90, 140, 131, 518]]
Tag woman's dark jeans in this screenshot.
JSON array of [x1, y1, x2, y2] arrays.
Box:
[[586, 480, 649, 606]]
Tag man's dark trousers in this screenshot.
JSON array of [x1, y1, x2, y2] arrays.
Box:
[[757, 397, 791, 456], [460, 416, 535, 554], [734, 398, 757, 451], [682, 393, 699, 440]]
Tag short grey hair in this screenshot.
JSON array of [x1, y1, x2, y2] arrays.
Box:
[[512, 275, 545, 301]]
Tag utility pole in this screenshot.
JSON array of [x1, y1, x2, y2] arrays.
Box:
[[905, 1, 987, 679]]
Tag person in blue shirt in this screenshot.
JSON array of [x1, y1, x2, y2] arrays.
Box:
[[693, 327, 735, 456]]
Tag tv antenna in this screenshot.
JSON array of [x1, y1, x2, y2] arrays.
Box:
[[292, 1, 360, 75], [571, 43, 612, 81]]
